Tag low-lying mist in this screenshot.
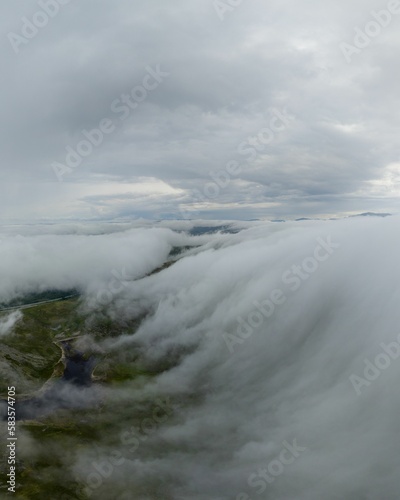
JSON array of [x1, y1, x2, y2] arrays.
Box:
[[1, 217, 400, 499]]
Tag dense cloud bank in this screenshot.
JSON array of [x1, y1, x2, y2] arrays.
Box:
[[2, 218, 400, 498], [0, 224, 222, 304]]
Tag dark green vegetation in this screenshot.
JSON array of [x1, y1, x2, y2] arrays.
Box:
[[0, 289, 79, 311], [0, 296, 168, 499], [0, 297, 83, 395]]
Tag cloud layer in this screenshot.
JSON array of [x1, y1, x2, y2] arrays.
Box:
[[1, 217, 397, 498], [81, 215, 400, 499]]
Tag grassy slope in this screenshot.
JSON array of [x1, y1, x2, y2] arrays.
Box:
[[0, 298, 162, 499]]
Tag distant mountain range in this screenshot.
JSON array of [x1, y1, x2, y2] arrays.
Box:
[[349, 212, 392, 218]]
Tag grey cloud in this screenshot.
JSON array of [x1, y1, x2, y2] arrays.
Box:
[[0, 0, 399, 219]]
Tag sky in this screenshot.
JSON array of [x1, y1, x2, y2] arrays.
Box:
[[1, 0, 400, 222]]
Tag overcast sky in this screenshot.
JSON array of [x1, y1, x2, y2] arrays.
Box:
[[1, 0, 400, 222]]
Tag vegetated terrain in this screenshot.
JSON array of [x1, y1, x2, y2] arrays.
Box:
[[0, 289, 80, 311], [0, 296, 163, 499]]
